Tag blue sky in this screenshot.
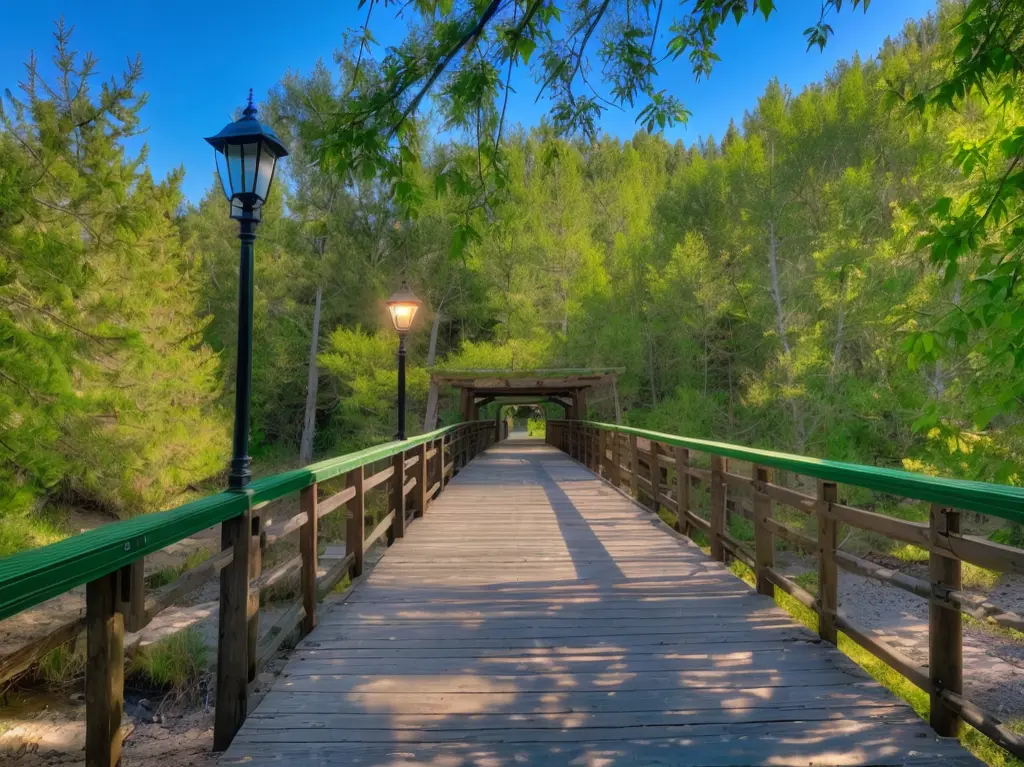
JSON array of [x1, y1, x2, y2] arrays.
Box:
[[1, 0, 936, 204]]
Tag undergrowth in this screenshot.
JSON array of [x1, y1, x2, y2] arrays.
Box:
[[35, 640, 85, 685], [147, 549, 213, 589], [129, 628, 207, 691], [0, 507, 70, 558]]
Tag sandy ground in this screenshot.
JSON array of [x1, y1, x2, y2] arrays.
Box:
[[777, 551, 1024, 718]]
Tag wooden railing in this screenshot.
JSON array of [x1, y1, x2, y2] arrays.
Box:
[[0, 421, 497, 766], [547, 419, 1024, 759]]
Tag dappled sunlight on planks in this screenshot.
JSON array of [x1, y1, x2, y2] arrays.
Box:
[[222, 440, 981, 766]]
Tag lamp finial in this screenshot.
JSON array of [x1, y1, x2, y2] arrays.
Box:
[[243, 88, 257, 119]]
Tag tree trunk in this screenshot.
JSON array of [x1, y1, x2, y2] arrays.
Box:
[[298, 285, 322, 465], [767, 219, 790, 355], [423, 308, 443, 430]]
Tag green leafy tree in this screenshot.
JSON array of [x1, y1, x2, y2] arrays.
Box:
[[0, 24, 226, 548]]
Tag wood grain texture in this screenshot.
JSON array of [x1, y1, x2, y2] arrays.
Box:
[[221, 437, 980, 767], [85, 572, 123, 767]]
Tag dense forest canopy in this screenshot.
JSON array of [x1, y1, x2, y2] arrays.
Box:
[[1, 1, 1023, 554]]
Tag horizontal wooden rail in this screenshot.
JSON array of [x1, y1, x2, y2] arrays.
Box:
[[547, 419, 1024, 760]]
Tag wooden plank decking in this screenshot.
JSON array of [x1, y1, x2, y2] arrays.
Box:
[[221, 436, 980, 766]]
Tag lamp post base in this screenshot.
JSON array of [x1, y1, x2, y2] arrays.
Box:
[[228, 458, 252, 490]]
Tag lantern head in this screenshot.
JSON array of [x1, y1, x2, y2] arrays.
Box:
[[205, 89, 288, 221], [386, 281, 422, 334]]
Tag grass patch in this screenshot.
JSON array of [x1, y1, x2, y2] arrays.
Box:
[[689, 528, 710, 552], [889, 542, 930, 563], [147, 549, 213, 589], [130, 628, 207, 691], [0, 507, 70, 557], [963, 614, 1024, 643], [657, 508, 677, 527], [728, 515, 754, 543], [989, 524, 1024, 548], [963, 563, 1001, 590], [332, 573, 352, 594], [793, 570, 819, 595], [35, 641, 85, 685], [725, 559, 1023, 766]]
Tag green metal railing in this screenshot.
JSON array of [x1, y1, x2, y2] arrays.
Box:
[[570, 420, 1024, 523]]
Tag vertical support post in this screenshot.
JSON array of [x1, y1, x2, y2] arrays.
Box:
[[299, 484, 318, 635], [929, 504, 962, 737], [817, 480, 839, 645], [346, 466, 365, 578], [116, 559, 146, 633], [675, 447, 690, 535], [415, 441, 428, 517], [629, 434, 639, 498], [752, 465, 774, 597], [649, 441, 661, 513], [214, 505, 251, 751], [246, 512, 262, 684], [598, 430, 607, 478], [85, 572, 124, 767], [392, 451, 406, 538], [709, 455, 726, 562], [612, 431, 622, 488]]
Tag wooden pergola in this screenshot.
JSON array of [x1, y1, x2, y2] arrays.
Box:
[[425, 368, 623, 428]]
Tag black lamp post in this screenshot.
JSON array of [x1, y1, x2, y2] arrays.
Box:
[[205, 90, 288, 489], [386, 282, 422, 441]]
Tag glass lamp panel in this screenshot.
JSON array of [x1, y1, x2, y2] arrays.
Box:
[[254, 140, 277, 201], [226, 144, 244, 196], [214, 150, 232, 200], [242, 142, 259, 194], [389, 303, 417, 331]]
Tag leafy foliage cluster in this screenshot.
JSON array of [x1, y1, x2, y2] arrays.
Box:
[[3, 2, 1024, 554]]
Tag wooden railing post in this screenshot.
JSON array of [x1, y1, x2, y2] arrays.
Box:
[[612, 432, 622, 488], [709, 455, 726, 561], [214, 503, 252, 751], [299, 484, 318, 635], [817, 480, 839, 645], [392, 452, 406, 539], [247, 513, 262, 684], [649, 441, 661, 513], [85, 571, 124, 767], [629, 434, 639, 498], [675, 447, 690, 535], [752, 465, 774, 597], [598, 429, 607, 478], [930, 504, 962, 737], [346, 466, 365, 578], [415, 441, 428, 517], [117, 559, 146, 633]]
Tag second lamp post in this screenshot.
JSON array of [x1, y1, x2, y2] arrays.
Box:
[[386, 282, 422, 441]]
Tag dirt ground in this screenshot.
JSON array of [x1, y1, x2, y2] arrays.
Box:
[[777, 551, 1024, 718]]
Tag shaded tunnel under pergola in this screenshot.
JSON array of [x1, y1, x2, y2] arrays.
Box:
[[425, 368, 623, 428]]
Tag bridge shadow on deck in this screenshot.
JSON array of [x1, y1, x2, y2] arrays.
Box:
[[221, 437, 981, 766]]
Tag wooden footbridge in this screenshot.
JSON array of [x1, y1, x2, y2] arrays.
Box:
[[3, 416, 1024, 765]]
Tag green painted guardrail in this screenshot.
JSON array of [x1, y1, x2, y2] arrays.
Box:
[[573, 420, 1024, 524], [0, 424, 471, 622]]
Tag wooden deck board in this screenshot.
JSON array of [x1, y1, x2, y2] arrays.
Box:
[[221, 437, 980, 766]]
